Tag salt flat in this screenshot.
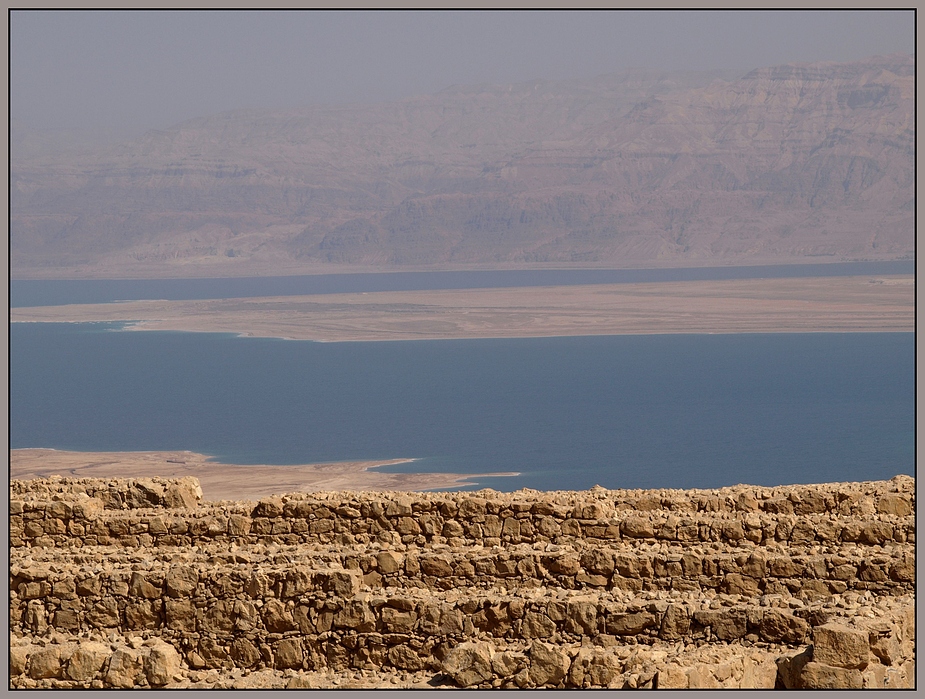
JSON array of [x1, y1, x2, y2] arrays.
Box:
[[9, 276, 914, 342]]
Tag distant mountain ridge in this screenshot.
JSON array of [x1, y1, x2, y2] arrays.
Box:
[[11, 55, 913, 278]]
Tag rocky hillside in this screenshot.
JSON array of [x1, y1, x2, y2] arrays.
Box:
[[11, 55, 913, 278], [10, 475, 915, 688]]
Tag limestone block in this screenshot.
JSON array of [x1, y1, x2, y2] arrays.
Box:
[[528, 642, 570, 687], [143, 640, 181, 687], [28, 644, 72, 680], [521, 611, 556, 638], [862, 662, 888, 688], [376, 551, 404, 574], [72, 498, 104, 520], [165, 566, 199, 597], [889, 555, 915, 583], [692, 609, 741, 641], [387, 644, 424, 671], [443, 642, 494, 687], [45, 501, 73, 521], [165, 599, 196, 631], [262, 598, 295, 633], [252, 496, 284, 518], [877, 493, 912, 516], [10, 644, 33, 676], [318, 569, 361, 597], [274, 638, 304, 670], [812, 623, 869, 669], [333, 598, 376, 631], [758, 609, 810, 644], [740, 653, 778, 689], [799, 661, 863, 689], [86, 598, 121, 628], [621, 516, 655, 538], [226, 513, 251, 535], [105, 648, 145, 688], [128, 572, 161, 599], [125, 600, 162, 630], [568, 648, 621, 688], [860, 522, 894, 545], [201, 600, 235, 633], [656, 663, 688, 689], [606, 611, 657, 636], [546, 555, 580, 576], [686, 665, 721, 688], [492, 650, 526, 678], [420, 556, 453, 578], [230, 638, 261, 668], [564, 598, 599, 636], [869, 632, 902, 666], [659, 604, 691, 640], [722, 572, 760, 596], [380, 606, 417, 633]]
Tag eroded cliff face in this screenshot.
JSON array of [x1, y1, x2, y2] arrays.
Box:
[[9, 475, 915, 689], [11, 55, 912, 277]]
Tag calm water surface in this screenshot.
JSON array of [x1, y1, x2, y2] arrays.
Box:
[[11, 261, 914, 307], [11, 324, 913, 491]]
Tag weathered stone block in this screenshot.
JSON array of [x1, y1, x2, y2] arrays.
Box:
[[263, 598, 295, 633], [564, 598, 599, 636], [252, 496, 284, 518], [621, 516, 654, 539], [528, 642, 570, 687], [143, 640, 181, 687], [388, 644, 424, 671], [420, 556, 453, 578], [877, 493, 912, 516], [443, 642, 494, 687], [799, 661, 863, 689], [522, 611, 556, 638], [105, 648, 145, 688], [10, 644, 33, 676], [758, 609, 810, 644], [29, 645, 69, 680], [606, 611, 656, 635], [165, 599, 196, 631], [722, 573, 760, 596], [659, 604, 690, 640], [274, 638, 304, 670], [694, 609, 747, 641], [812, 623, 870, 669], [164, 566, 198, 597]]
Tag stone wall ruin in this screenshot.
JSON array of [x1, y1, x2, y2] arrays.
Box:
[[9, 475, 915, 689]]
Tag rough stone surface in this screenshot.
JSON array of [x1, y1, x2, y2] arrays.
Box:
[[9, 475, 915, 689], [813, 623, 871, 670]]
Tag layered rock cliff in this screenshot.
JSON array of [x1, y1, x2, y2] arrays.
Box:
[[9, 475, 915, 688], [11, 55, 913, 277]]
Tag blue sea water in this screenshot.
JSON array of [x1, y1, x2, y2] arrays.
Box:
[[10, 260, 914, 307], [10, 323, 913, 491]]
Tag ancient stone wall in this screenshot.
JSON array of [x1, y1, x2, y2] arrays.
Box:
[[9, 475, 915, 689]]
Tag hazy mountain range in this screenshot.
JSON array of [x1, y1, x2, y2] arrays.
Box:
[[11, 54, 913, 278]]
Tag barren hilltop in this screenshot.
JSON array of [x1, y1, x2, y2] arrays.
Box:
[[11, 54, 913, 278]]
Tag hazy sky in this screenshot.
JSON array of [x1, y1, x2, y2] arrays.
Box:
[[11, 10, 915, 137]]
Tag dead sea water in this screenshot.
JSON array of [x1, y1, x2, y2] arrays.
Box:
[[11, 324, 913, 491]]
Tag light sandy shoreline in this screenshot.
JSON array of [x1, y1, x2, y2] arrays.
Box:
[[10, 276, 914, 341], [10, 449, 519, 501]]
